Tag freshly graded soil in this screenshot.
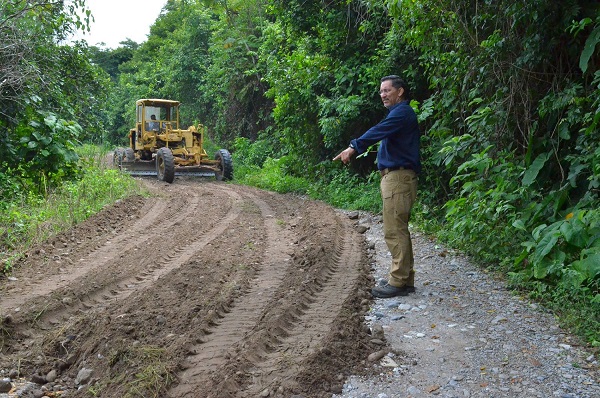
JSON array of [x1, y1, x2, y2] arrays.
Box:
[[0, 178, 377, 397]]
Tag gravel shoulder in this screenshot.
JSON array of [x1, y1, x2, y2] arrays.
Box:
[[336, 212, 599, 398]]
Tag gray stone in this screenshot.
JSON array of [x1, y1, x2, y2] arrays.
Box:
[[32, 389, 45, 398], [75, 368, 93, 385], [371, 324, 385, 340], [367, 350, 388, 362], [356, 225, 369, 234], [46, 369, 57, 382], [30, 373, 46, 384], [347, 211, 359, 220]]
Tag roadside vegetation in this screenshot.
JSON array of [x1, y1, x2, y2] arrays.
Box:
[[1, 0, 598, 361], [0, 145, 143, 271]]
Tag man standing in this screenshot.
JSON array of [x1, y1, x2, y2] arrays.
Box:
[[333, 75, 421, 299]]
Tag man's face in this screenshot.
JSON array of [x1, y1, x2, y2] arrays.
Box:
[[379, 80, 404, 109]]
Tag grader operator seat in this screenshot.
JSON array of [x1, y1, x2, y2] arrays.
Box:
[[146, 115, 160, 132]]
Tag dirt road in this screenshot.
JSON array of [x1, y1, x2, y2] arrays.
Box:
[[0, 178, 377, 397]]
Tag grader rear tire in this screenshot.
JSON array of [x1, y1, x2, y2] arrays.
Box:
[[113, 148, 124, 168], [156, 147, 175, 183], [125, 147, 135, 162], [215, 149, 233, 181]]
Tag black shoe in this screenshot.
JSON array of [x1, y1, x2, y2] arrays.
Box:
[[371, 283, 415, 298], [379, 278, 415, 288]]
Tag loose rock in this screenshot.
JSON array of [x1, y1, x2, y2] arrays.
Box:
[[0, 379, 12, 393], [75, 368, 93, 386]]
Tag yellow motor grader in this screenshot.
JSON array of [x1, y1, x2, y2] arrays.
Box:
[[113, 99, 233, 183]]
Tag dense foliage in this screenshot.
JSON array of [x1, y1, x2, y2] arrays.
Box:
[[0, 1, 110, 193], [0, 1, 130, 271], [1, 0, 598, 346]]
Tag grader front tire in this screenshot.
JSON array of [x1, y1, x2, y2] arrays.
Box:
[[156, 147, 175, 183], [215, 149, 233, 181], [125, 147, 135, 162]]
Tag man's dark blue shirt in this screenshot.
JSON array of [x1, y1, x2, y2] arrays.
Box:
[[350, 100, 421, 174]]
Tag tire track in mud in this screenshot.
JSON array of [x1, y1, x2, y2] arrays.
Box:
[[2, 186, 242, 329], [1, 199, 173, 312], [243, 211, 365, 396], [0, 182, 374, 398], [168, 200, 366, 398], [68, 188, 245, 316], [167, 190, 297, 398]]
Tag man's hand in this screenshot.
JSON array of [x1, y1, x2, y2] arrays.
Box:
[[333, 147, 356, 165]]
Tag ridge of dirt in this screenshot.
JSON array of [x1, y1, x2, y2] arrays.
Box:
[[0, 178, 378, 398]]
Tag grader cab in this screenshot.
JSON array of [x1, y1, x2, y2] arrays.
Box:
[[113, 99, 233, 183]]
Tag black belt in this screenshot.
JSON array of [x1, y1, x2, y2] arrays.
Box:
[[379, 167, 405, 176]]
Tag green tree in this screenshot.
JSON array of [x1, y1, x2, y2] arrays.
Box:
[[202, 0, 271, 143], [0, 0, 108, 194], [89, 39, 139, 81], [261, 0, 411, 175]]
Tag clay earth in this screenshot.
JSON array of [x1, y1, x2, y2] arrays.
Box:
[[0, 178, 377, 397]]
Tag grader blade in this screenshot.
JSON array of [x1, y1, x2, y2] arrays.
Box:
[[120, 160, 218, 178], [120, 160, 156, 175]]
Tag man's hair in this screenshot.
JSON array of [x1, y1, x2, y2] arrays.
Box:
[[381, 75, 410, 100]]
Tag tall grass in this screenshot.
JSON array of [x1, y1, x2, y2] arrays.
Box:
[[0, 145, 144, 273]]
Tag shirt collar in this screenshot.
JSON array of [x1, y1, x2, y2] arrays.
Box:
[[387, 100, 408, 111]]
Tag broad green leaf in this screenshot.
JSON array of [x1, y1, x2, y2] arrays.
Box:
[[559, 219, 589, 248], [512, 219, 527, 231], [43, 114, 58, 127], [520, 240, 536, 251], [514, 249, 529, 265], [522, 152, 551, 187], [568, 164, 587, 187], [532, 230, 560, 264], [558, 121, 571, 140], [533, 250, 565, 279], [571, 254, 600, 279], [532, 223, 549, 240], [580, 26, 600, 73]]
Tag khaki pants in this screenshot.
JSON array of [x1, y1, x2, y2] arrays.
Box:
[[380, 169, 417, 287]]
